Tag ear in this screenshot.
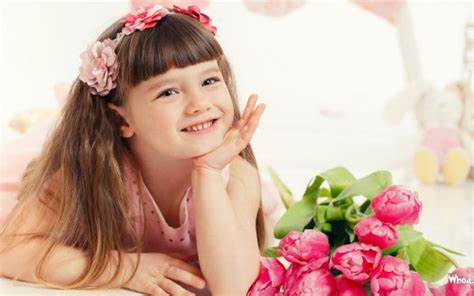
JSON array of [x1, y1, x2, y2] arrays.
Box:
[[107, 103, 135, 138]]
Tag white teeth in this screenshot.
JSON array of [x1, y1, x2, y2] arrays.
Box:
[[185, 120, 213, 132]]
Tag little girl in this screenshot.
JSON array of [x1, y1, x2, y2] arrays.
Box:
[[0, 4, 266, 296]]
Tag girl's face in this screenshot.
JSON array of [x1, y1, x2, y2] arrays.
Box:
[[111, 60, 235, 159]]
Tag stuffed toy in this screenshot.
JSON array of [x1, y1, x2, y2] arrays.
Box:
[[412, 86, 471, 185]]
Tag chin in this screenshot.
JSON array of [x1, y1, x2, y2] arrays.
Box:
[[189, 139, 222, 158]]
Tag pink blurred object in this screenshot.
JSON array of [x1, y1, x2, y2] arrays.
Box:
[[351, 0, 405, 24], [429, 283, 447, 296], [422, 126, 465, 165], [445, 267, 474, 296], [130, 0, 210, 10], [0, 83, 69, 225], [278, 229, 329, 265], [354, 216, 398, 249], [242, 0, 305, 17], [371, 185, 422, 225], [247, 257, 286, 296], [335, 275, 366, 296], [283, 257, 335, 296], [370, 256, 426, 296], [0, 120, 54, 226], [329, 242, 381, 284], [261, 181, 287, 248]]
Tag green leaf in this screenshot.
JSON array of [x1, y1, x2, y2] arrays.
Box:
[[319, 188, 332, 197], [262, 246, 280, 258], [331, 170, 392, 204], [326, 205, 344, 221], [359, 199, 371, 213], [267, 166, 296, 209], [406, 238, 456, 282], [315, 205, 328, 224], [383, 226, 423, 255], [274, 194, 317, 239], [314, 167, 357, 197], [344, 204, 362, 226], [320, 222, 332, 232], [345, 225, 356, 242]]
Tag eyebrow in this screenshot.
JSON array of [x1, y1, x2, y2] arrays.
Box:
[[146, 66, 221, 92]]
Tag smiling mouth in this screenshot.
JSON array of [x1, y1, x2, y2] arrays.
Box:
[[181, 119, 218, 132]]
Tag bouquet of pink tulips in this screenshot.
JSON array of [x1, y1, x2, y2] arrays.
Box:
[[247, 167, 472, 295]]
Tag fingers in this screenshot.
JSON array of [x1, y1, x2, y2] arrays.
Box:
[[169, 258, 204, 279], [165, 265, 206, 290], [238, 103, 265, 145], [235, 94, 258, 129], [147, 283, 169, 296], [158, 277, 196, 296]]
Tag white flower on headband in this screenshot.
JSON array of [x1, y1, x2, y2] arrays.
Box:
[[79, 4, 216, 97], [79, 39, 119, 96]]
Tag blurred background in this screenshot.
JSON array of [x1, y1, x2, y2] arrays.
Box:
[[1, 0, 473, 289]]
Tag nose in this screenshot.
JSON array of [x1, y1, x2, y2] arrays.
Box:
[[184, 88, 212, 115]]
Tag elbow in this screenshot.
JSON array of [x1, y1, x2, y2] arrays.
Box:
[[209, 260, 261, 296]]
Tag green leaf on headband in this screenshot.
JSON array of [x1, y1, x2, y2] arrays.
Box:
[[273, 193, 317, 239], [262, 246, 280, 258], [406, 238, 455, 282], [331, 170, 392, 204], [267, 166, 296, 209]]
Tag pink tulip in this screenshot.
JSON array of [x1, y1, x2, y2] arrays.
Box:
[[445, 267, 474, 296], [429, 283, 447, 296], [371, 185, 422, 225], [329, 242, 381, 284], [370, 256, 426, 296], [247, 257, 286, 296], [354, 216, 398, 249], [335, 275, 366, 296], [278, 229, 329, 265], [283, 258, 336, 296]]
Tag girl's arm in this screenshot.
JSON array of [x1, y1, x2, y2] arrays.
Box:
[[192, 156, 261, 296], [191, 94, 266, 295], [1, 196, 206, 294], [0, 196, 128, 288], [0, 237, 128, 288]]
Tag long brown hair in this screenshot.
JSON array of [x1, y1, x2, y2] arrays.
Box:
[[0, 12, 266, 289]]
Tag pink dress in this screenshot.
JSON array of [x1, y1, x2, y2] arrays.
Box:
[[122, 162, 230, 295]]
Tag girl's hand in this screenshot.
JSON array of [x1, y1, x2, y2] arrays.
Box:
[[192, 94, 266, 173], [122, 252, 206, 296]]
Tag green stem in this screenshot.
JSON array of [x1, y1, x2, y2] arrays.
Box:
[[428, 240, 465, 256], [344, 204, 360, 224]]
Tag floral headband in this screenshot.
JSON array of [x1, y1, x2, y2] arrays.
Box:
[[78, 5, 217, 97]]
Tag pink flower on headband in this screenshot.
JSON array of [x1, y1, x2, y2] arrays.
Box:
[[123, 4, 169, 34], [79, 4, 217, 97], [79, 39, 119, 96], [172, 5, 217, 35]]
